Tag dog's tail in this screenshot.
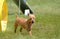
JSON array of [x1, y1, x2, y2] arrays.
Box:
[[15, 13, 18, 17]]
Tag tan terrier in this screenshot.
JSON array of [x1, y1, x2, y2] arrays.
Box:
[[14, 14, 35, 36]]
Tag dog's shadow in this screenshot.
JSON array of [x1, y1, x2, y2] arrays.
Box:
[[20, 32, 27, 36], [20, 30, 29, 36]]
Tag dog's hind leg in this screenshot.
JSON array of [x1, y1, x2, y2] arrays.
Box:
[[14, 22, 18, 33], [20, 27, 23, 32]]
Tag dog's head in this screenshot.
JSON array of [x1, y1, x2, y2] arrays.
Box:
[[28, 14, 35, 23]]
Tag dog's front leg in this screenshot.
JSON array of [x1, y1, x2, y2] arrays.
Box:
[[28, 30, 32, 36], [27, 28, 32, 36]]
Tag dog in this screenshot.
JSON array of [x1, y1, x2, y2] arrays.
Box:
[[14, 14, 35, 36]]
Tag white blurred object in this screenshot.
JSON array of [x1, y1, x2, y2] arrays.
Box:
[[1, 20, 7, 32], [25, 9, 30, 16]]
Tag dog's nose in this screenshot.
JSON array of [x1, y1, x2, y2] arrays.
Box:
[[32, 21, 34, 23]]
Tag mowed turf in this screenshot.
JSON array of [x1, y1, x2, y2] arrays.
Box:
[[0, 0, 60, 39]]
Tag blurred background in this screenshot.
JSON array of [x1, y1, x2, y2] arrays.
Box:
[[0, 0, 60, 39]]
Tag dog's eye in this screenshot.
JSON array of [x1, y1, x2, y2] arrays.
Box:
[[29, 18, 32, 20]]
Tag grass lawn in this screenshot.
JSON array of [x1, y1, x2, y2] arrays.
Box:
[[0, 0, 60, 39]]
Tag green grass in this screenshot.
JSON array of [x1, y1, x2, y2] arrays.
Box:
[[0, 0, 60, 39]]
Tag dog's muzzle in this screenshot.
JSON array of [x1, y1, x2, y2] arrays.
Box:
[[32, 21, 34, 23]]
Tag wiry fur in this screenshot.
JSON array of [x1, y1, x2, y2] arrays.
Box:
[[14, 14, 35, 36]]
